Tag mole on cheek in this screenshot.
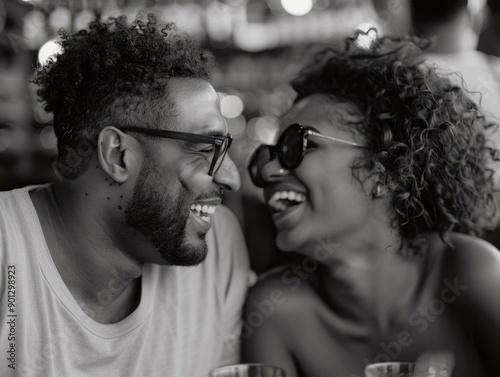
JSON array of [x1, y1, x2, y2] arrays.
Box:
[[118, 205, 123, 211]]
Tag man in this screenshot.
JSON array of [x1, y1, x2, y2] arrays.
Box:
[[0, 13, 253, 376], [410, 0, 500, 121], [410, 0, 500, 247]]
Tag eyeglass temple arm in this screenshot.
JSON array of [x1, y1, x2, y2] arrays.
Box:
[[121, 126, 226, 145], [307, 130, 364, 147]]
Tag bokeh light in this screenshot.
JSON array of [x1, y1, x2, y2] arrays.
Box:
[[226, 115, 247, 137], [39, 126, 57, 152], [313, 0, 330, 11], [38, 39, 63, 66], [49, 7, 72, 31], [354, 26, 378, 50], [74, 10, 95, 31], [23, 9, 47, 49], [206, 2, 233, 42], [281, 0, 313, 16], [221, 94, 245, 119], [259, 91, 293, 116], [355, 22, 381, 34], [34, 104, 53, 124], [247, 116, 280, 145], [234, 23, 279, 51]]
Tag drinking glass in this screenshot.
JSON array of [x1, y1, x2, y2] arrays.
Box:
[[209, 363, 286, 377], [364, 362, 415, 377]]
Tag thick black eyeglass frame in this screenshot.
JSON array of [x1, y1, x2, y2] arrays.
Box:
[[121, 126, 233, 176], [248, 123, 364, 187]]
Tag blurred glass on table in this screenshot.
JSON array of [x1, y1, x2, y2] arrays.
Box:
[[210, 363, 285, 377], [365, 362, 415, 377], [365, 352, 454, 377]]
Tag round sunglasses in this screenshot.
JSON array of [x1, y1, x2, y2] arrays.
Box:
[[248, 123, 364, 188]]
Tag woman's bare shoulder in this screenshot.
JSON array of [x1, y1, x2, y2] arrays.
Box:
[[446, 233, 500, 268], [443, 233, 500, 366], [441, 233, 500, 310], [246, 260, 321, 323]]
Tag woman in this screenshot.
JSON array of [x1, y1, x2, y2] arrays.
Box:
[[242, 34, 500, 377]]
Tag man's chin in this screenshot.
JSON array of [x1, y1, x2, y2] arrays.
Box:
[[157, 238, 208, 266]]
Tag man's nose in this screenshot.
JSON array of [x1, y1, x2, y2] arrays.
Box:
[[214, 154, 241, 192], [258, 157, 290, 184]]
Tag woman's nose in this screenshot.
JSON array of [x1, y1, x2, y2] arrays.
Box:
[[259, 157, 290, 184]]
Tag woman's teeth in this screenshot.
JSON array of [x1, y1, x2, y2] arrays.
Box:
[[268, 191, 306, 212], [190, 204, 216, 222]]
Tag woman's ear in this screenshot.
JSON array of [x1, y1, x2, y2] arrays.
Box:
[[97, 127, 138, 183], [365, 172, 387, 199]]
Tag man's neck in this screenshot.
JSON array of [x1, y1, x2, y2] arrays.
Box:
[[30, 183, 144, 323], [418, 12, 478, 53]]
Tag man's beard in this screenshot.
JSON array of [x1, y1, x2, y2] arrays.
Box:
[[124, 164, 208, 266]]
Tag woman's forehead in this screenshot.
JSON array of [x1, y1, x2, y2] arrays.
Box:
[[281, 95, 362, 134]]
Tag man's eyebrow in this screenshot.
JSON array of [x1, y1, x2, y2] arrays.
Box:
[[202, 130, 227, 138]]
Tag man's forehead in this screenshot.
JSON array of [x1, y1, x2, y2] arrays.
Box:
[[163, 78, 227, 135], [169, 78, 218, 101]]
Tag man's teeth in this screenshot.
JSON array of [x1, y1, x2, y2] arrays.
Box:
[[268, 191, 306, 212], [190, 204, 216, 215]]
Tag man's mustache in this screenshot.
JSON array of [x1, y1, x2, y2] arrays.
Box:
[[194, 187, 224, 202]]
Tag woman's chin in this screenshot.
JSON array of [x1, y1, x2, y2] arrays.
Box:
[[276, 231, 307, 252]]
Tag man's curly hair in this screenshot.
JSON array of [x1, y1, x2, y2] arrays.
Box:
[[291, 34, 499, 243], [32, 13, 214, 179]]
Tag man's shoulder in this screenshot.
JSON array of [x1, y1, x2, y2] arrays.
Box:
[[0, 187, 17, 203], [205, 204, 250, 271], [0, 184, 43, 209], [0, 188, 22, 224], [212, 204, 239, 230], [209, 204, 245, 246]]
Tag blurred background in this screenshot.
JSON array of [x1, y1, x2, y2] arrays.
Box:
[[1, 0, 500, 273]]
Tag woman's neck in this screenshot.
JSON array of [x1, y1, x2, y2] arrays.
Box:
[[312, 233, 434, 335]]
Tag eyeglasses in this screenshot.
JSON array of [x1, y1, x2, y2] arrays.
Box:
[[248, 123, 364, 188], [121, 126, 233, 176]]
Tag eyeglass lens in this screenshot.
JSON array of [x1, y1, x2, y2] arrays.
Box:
[[211, 137, 230, 175]]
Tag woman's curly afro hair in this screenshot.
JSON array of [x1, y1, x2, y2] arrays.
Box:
[[291, 33, 499, 244], [32, 13, 214, 179]]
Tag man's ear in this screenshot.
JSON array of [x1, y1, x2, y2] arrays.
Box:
[[97, 127, 138, 183]]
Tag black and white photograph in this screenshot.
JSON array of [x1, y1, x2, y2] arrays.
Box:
[[1, 0, 500, 376]]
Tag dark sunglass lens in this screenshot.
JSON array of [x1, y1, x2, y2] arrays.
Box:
[[280, 128, 303, 168], [249, 146, 272, 187]]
